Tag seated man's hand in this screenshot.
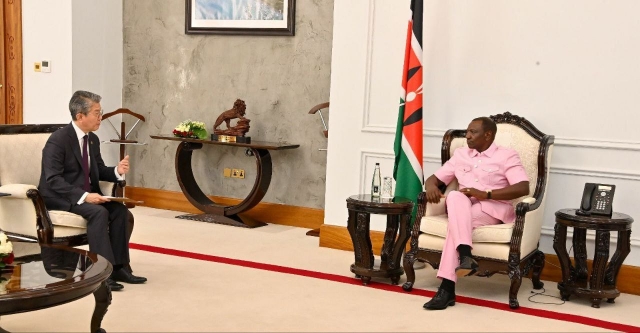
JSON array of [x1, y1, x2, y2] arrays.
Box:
[[425, 186, 445, 204], [117, 155, 130, 175], [85, 193, 110, 204]]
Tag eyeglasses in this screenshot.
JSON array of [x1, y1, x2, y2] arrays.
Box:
[[87, 109, 104, 117]]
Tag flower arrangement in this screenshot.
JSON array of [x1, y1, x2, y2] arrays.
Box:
[[0, 232, 14, 268], [172, 120, 208, 140]]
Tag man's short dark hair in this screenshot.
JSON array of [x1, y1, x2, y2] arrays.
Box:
[[472, 116, 497, 137], [69, 90, 101, 120]]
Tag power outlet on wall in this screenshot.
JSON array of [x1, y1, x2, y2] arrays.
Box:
[[231, 168, 245, 179]]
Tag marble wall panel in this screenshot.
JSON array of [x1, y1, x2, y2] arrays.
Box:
[[123, 0, 333, 208]]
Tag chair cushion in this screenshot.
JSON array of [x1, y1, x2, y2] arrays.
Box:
[[49, 210, 88, 229], [420, 215, 513, 243]]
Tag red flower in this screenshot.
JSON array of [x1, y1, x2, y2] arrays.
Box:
[[2, 252, 13, 265]]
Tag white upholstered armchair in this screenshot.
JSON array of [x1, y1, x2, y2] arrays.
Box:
[[402, 112, 554, 309], [0, 124, 133, 246]]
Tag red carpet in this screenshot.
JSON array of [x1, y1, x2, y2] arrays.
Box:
[[130, 243, 640, 332]]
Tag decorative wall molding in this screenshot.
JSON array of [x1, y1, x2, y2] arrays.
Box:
[[359, 150, 439, 193], [362, 125, 445, 138], [554, 136, 640, 151], [360, 0, 376, 130], [363, 125, 640, 152], [551, 166, 640, 181]]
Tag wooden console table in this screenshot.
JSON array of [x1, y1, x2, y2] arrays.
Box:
[[553, 208, 633, 308], [346, 194, 413, 285], [151, 135, 299, 228]]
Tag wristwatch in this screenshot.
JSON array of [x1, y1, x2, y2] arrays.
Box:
[[486, 189, 492, 200]]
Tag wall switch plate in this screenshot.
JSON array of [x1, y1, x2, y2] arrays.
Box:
[[34, 62, 41, 72], [41, 60, 51, 73], [223, 168, 231, 177]]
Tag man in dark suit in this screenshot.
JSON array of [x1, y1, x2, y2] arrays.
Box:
[[38, 90, 147, 291]]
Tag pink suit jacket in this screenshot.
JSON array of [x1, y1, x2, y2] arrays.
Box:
[[433, 143, 529, 223]]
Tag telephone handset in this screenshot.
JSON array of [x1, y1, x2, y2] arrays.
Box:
[[575, 183, 615, 217]]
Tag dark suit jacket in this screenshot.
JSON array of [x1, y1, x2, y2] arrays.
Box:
[[38, 123, 118, 211]]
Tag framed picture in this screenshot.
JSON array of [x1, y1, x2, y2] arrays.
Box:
[[185, 0, 296, 36]]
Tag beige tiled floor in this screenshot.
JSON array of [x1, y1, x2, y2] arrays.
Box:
[[2, 206, 640, 332]]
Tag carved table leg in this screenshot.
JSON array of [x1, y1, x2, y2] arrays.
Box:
[[553, 223, 572, 300], [573, 228, 589, 283], [174, 142, 271, 228], [589, 230, 610, 308], [380, 214, 399, 271], [91, 280, 112, 333], [389, 213, 411, 285], [347, 209, 374, 285], [605, 230, 631, 288]]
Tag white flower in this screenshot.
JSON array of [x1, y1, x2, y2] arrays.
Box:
[[0, 232, 12, 254], [0, 279, 8, 294]]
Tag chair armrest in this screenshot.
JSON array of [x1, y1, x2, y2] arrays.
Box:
[[0, 184, 37, 199], [425, 200, 446, 216], [99, 180, 126, 197], [424, 179, 458, 216], [521, 197, 536, 204]]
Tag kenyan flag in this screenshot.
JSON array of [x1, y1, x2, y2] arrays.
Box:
[[393, 0, 423, 221]]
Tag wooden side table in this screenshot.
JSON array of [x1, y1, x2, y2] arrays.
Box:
[[553, 208, 633, 308], [346, 194, 413, 285]]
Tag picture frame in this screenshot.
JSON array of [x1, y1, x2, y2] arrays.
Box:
[[185, 0, 296, 36]]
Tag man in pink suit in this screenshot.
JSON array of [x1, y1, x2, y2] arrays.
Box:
[[422, 117, 530, 310]]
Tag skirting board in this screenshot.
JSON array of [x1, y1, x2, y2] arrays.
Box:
[[319, 224, 640, 296], [125, 187, 324, 230]]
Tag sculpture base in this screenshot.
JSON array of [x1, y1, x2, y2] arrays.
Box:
[[211, 134, 251, 143], [176, 213, 266, 228]]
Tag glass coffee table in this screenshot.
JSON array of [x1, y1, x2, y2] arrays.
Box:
[[0, 244, 112, 332]]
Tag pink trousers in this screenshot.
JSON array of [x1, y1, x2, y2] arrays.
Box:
[[436, 191, 501, 282]]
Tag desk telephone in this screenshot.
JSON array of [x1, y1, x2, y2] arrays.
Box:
[[576, 183, 615, 217]]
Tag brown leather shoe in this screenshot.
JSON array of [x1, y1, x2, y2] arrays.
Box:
[[423, 288, 456, 310], [456, 256, 479, 277]]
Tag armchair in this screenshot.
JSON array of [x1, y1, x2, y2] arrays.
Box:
[[0, 124, 134, 246], [402, 112, 554, 309]]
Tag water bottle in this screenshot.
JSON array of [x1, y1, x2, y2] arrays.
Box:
[[371, 163, 381, 197]]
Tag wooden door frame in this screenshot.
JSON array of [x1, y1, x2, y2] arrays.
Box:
[[1, 0, 23, 124]]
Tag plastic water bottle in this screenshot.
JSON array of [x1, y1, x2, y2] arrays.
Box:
[[371, 163, 381, 197]]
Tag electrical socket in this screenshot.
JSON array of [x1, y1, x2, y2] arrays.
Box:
[[223, 168, 231, 177], [231, 168, 245, 179]]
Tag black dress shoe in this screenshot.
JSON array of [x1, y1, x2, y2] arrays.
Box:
[[456, 256, 479, 277], [107, 278, 124, 291], [423, 288, 456, 310], [111, 268, 147, 284]]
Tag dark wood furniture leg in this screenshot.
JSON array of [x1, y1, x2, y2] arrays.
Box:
[[589, 230, 610, 308], [380, 214, 399, 271], [174, 142, 271, 228], [604, 229, 631, 303], [388, 213, 411, 285], [573, 228, 589, 283], [91, 280, 112, 333], [347, 210, 374, 285], [553, 223, 572, 300]]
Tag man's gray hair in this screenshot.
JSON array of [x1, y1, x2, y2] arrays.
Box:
[[69, 90, 101, 120]]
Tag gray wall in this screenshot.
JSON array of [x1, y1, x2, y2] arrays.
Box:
[[123, 0, 333, 209]]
